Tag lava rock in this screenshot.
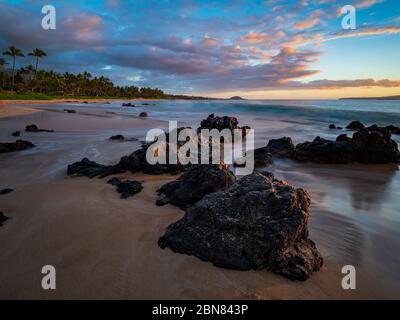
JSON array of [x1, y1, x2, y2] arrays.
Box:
[[336, 134, 352, 143], [110, 134, 125, 141], [0, 211, 9, 226], [11, 131, 20, 137], [199, 114, 250, 136], [67, 158, 124, 178], [122, 103, 135, 107], [329, 124, 336, 129], [0, 189, 13, 195], [346, 121, 365, 130], [266, 137, 296, 157], [156, 164, 236, 209], [294, 129, 400, 164], [0, 140, 34, 153], [25, 124, 54, 133], [139, 112, 148, 118], [107, 177, 143, 199], [64, 109, 77, 113], [158, 172, 323, 281]]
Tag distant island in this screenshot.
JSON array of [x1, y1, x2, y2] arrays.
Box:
[[229, 96, 245, 100], [340, 95, 400, 101]]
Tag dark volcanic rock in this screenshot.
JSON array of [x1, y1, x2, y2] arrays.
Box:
[[254, 147, 273, 167], [346, 121, 365, 130], [110, 134, 125, 141], [139, 112, 148, 118], [64, 109, 77, 114], [329, 124, 336, 129], [294, 129, 400, 164], [11, 131, 20, 137], [0, 189, 13, 195], [156, 164, 236, 209], [0, 140, 34, 153], [107, 177, 143, 199], [25, 124, 54, 133], [158, 172, 323, 281], [67, 158, 124, 178], [336, 134, 352, 143], [0, 211, 8, 226], [122, 103, 135, 107], [200, 113, 239, 131], [266, 137, 295, 157], [118, 143, 188, 175]]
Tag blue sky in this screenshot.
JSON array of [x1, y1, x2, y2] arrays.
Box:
[[0, 0, 399, 98]]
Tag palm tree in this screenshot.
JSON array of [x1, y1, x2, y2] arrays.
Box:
[[3, 46, 24, 90], [28, 48, 47, 76]]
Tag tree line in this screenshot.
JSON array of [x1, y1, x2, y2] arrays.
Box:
[[0, 45, 166, 98]]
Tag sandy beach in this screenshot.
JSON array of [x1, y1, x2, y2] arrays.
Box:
[[0, 102, 399, 299]]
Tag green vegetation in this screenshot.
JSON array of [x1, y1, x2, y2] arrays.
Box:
[[0, 45, 209, 100]]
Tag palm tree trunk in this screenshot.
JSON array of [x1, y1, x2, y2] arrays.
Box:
[[11, 56, 15, 90], [35, 57, 39, 77]]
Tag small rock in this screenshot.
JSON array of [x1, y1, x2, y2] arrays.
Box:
[[139, 112, 148, 118], [0, 211, 9, 226], [0, 189, 13, 195], [64, 109, 76, 114], [107, 177, 143, 199], [11, 131, 20, 137], [67, 158, 124, 178], [110, 135, 125, 141], [122, 103, 135, 107], [329, 124, 336, 129], [346, 121, 365, 130], [25, 124, 54, 133], [0, 140, 35, 153]]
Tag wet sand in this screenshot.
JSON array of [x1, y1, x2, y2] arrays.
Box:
[[0, 103, 399, 299]]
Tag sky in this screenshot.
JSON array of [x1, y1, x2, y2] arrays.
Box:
[[0, 0, 399, 99]]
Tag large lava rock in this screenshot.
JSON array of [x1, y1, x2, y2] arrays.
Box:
[[158, 172, 323, 281], [107, 177, 143, 199], [294, 128, 400, 164], [0, 140, 34, 153], [156, 164, 236, 209], [0, 211, 8, 226]]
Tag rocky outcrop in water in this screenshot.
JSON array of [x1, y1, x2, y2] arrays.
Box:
[[346, 121, 365, 130], [107, 177, 143, 199], [11, 131, 20, 137], [294, 129, 400, 164], [158, 172, 323, 281], [122, 103, 135, 107], [139, 112, 148, 118], [25, 124, 54, 133], [0, 140, 34, 153], [156, 164, 236, 209]]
